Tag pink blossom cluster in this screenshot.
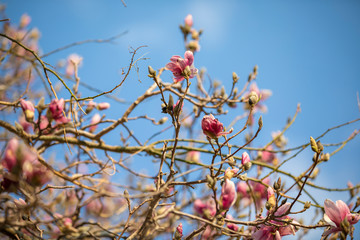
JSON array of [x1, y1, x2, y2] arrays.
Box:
[[1, 138, 50, 190]]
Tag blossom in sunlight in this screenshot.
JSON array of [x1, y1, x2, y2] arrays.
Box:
[[20, 99, 35, 122], [201, 114, 233, 139], [243, 82, 272, 113], [48, 98, 70, 124], [184, 14, 193, 27], [252, 203, 298, 240], [220, 179, 237, 210], [267, 187, 276, 210], [322, 199, 360, 238], [89, 113, 101, 133], [165, 51, 198, 82]]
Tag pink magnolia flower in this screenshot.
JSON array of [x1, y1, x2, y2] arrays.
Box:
[[244, 83, 272, 113], [322, 199, 360, 238], [165, 51, 198, 83], [242, 152, 251, 165], [174, 223, 183, 239], [260, 146, 278, 165], [184, 14, 193, 27], [201, 114, 233, 139], [20, 99, 35, 122], [194, 198, 216, 219], [2, 138, 19, 172], [221, 179, 237, 210], [97, 102, 110, 110], [226, 214, 239, 231], [89, 113, 101, 133], [19, 116, 33, 133], [252, 203, 298, 240], [48, 98, 70, 124]]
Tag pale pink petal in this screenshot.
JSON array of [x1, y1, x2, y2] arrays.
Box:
[[324, 199, 342, 226], [184, 50, 194, 66]]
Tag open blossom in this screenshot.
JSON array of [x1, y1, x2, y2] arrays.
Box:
[[201, 114, 233, 139], [165, 51, 198, 83], [244, 83, 272, 113], [20, 99, 35, 122], [221, 179, 237, 210], [252, 203, 298, 240], [48, 98, 70, 124], [322, 199, 360, 238]]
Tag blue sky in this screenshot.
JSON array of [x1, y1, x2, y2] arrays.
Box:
[[2, 0, 360, 238]]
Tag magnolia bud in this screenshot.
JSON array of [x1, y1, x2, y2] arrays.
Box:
[[148, 65, 156, 77], [258, 116, 263, 129], [248, 91, 259, 106], [304, 201, 311, 210], [37, 97, 46, 112], [158, 117, 168, 125], [273, 177, 281, 190], [316, 140, 324, 153], [310, 136, 318, 153], [232, 72, 239, 83]]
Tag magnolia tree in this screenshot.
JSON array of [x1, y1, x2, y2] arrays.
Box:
[[0, 10, 359, 240]]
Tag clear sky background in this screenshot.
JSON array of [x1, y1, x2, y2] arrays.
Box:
[[2, 0, 360, 238]]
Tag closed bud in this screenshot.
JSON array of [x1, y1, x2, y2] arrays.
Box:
[[244, 162, 252, 171], [304, 201, 311, 210], [316, 140, 324, 153], [206, 174, 215, 189], [37, 97, 46, 112], [158, 117, 168, 125], [248, 91, 259, 106], [220, 86, 225, 97], [148, 65, 156, 77], [258, 116, 263, 129], [233, 87, 238, 96], [273, 177, 281, 190], [310, 136, 318, 153], [168, 95, 174, 110], [322, 153, 330, 161], [232, 72, 239, 83], [253, 65, 258, 74]]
